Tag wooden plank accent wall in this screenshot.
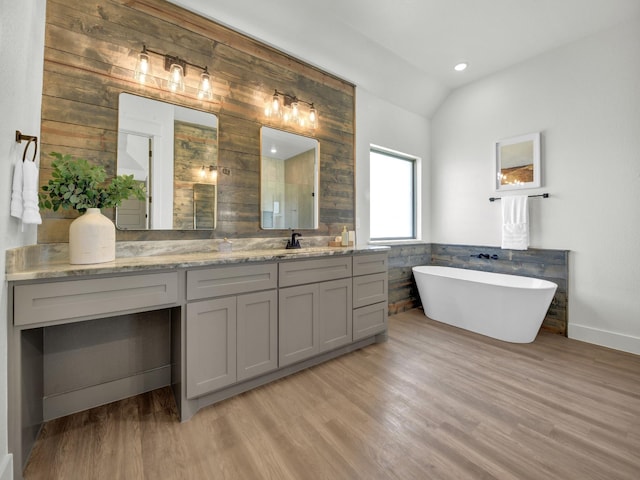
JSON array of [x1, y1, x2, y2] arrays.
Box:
[[387, 244, 432, 315], [39, 0, 355, 243], [386, 243, 568, 335]]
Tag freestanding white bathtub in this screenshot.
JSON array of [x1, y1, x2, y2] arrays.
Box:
[[412, 266, 558, 343]]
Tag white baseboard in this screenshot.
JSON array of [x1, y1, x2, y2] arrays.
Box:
[[568, 323, 640, 355], [0, 454, 13, 480]]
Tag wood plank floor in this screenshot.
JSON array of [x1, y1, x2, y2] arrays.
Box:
[[24, 309, 640, 479]]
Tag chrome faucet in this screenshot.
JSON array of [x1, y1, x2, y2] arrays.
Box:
[[286, 231, 302, 249]]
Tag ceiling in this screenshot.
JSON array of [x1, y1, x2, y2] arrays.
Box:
[[261, 127, 318, 161], [169, 0, 640, 118]]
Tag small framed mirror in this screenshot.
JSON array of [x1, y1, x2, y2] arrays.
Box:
[[260, 126, 319, 230], [495, 132, 541, 191]]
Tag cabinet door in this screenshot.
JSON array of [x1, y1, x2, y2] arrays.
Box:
[[279, 284, 319, 367], [186, 297, 237, 398], [319, 278, 352, 352], [237, 290, 278, 381]]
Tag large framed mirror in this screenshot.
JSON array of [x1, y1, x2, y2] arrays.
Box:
[[260, 127, 319, 230], [116, 93, 218, 230]]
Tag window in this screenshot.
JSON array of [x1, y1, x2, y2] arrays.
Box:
[[370, 146, 418, 240]]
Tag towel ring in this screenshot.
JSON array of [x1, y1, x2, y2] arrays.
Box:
[[22, 137, 38, 163], [15, 130, 38, 163]]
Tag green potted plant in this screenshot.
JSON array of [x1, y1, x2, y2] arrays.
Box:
[[39, 152, 146, 264]]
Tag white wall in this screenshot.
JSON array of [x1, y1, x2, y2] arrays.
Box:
[[431, 17, 640, 354], [356, 88, 431, 245], [0, 0, 47, 476]]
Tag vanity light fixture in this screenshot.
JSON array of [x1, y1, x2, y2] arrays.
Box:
[[265, 89, 318, 129], [200, 164, 230, 182], [135, 45, 213, 100]]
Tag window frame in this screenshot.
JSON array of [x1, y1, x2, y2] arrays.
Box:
[[369, 145, 419, 242]]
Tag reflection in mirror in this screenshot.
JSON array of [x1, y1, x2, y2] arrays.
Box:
[[116, 93, 218, 230], [260, 127, 319, 230], [193, 183, 216, 229], [495, 132, 540, 191]]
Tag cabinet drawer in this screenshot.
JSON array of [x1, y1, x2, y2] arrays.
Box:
[[353, 301, 388, 340], [187, 263, 277, 300], [353, 272, 388, 308], [353, 253, 388, 276], [14, 272, 178, 327], [279, 257, 352, 287]]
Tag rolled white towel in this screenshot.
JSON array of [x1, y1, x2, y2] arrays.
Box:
[[10, 157, 23, 219], [21, 160, 42, 225], [501, 195, 529, 250]]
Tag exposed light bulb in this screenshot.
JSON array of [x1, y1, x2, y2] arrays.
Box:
[[135, 50, 150, 83], [200, 166, 206, 178], [282, 105, 292, 123], [197, 70, 213, 100], [167, 63, 185, 92], [291, 101, 299, 120], [309, 105, 318, 129], [272, 93, 280, 114]]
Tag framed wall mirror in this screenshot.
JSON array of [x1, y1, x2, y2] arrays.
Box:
[[260, 126, 319, 230], [116, 93, 218, 230], [495, 132, 541, 191]]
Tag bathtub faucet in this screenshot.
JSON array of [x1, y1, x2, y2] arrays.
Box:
[[470, 253, 499, 260]]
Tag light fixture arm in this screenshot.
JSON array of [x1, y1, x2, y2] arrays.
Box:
[[273, 89, 314, 108], [141, 44, 209, 76]]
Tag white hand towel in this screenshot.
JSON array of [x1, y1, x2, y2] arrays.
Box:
[[10, 157, 24, 219], [21, 160, 42, 225], [501, 195, 528, 250]]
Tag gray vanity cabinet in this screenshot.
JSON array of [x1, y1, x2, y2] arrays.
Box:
[[278, 257, 353, 367], [9, 250, 389, 476], [186, 263, 278, 398], [353, 254, 388, 340]]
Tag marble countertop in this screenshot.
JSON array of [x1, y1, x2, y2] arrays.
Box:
[[6, 240, 389, 282]]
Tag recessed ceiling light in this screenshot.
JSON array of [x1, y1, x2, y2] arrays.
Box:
[[454, 62, 468, 72]]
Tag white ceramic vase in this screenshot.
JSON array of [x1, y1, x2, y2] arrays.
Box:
[[69, 208, 116, 264]]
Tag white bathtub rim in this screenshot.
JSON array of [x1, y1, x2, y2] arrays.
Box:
[[412, 265, 558, 291]]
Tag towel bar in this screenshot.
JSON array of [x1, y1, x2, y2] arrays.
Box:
[[489, 193, 549, 202]]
